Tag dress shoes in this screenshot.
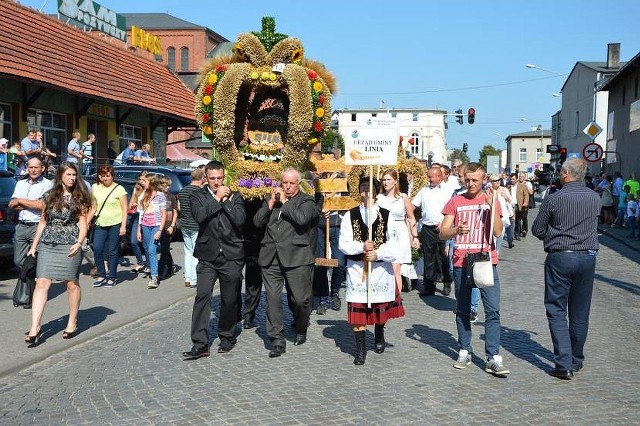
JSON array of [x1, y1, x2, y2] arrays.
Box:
[[182, 347, 210, 360], [293, 334, 307, 346], [217, 340, 235, 353], [442, 282, 452, 296], [243, 319, 257, 330], [548, 368, 573, 380], [573, 364, 583, 373], [269, 345, 286, 358]]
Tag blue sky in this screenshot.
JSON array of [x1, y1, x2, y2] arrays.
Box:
[[22, 0, 640, 160]]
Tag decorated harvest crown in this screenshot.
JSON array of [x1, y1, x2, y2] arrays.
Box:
[[195, 17, 337, 199]]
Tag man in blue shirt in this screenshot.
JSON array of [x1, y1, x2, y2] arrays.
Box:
[[118, 141, 137, 165], [20, 130, 41, 160]]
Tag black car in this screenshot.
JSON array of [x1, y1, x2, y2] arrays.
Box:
[[105, 165, 193, 195], [0, 170, 18, 265]]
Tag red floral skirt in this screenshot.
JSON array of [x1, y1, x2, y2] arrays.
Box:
[[347, 292, 405, 325]]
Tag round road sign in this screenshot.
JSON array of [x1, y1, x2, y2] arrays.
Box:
[[582, 143, 604, 163]]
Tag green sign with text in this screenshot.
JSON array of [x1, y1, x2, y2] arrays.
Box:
[[57, 0, 127, 41]]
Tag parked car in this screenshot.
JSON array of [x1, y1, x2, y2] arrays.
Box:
[[104, 165, 193, 196], [84, 175, 139, 255], [0, 170, 18, 265]]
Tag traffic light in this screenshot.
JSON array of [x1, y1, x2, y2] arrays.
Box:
[[467, 107, 475, 124], [559, 147, 567, 164], [463, 143, 468, 153], [455, 109, 463, 125]]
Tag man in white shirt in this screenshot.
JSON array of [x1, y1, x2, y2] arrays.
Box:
[[412, 166, 454, 296], [81, 134, 95, 175], [8, 157, 53, 269]]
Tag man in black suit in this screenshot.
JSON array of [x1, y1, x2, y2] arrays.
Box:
[[254, 167, 319, 358], [182, 161, 246, 360]]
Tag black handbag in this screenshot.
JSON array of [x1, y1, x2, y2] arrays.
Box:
[[12, 278, 32, 307], [13, 254, 37, 307]]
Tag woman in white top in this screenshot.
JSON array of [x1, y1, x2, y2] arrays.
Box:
[[376, 169, 419, 292]]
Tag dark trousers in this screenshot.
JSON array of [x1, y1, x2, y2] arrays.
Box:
[[420, 225, 452, 293], [243, 242, 262, 322], [262, 258, 313, 345], [190, 255, 243, 349], [544, 251, 596, 370], [93, 224, 120, 280], [515, 207, 529, 235], [158, 231, 174, 280], [313, 225, 346, 297]]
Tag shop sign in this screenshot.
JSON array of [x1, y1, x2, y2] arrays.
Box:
[[131, 26, 162, 56], [57, 0, 127, 41], [88, 103, 115, 119]]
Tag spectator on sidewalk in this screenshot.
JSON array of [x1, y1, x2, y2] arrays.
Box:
[[24, 162, 92, 346], [81, 134, 95, 176], [134, 143, 155, 165], [158, 176, 177, 281], [66, 131, 82, 164], [177, 167, 204, 288], [88, 165, 127, 288], [532, 158, 601, 380], [9, 157, 53, 270], [627, 194, 637, 239], [20, 130, 41, 160], [107, 140, 118, 165]]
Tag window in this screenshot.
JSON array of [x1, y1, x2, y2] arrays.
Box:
[[351, 113, 356, 122], [167, 47, 176, 71], [574, 111, 580, 136], [0, 103, 11, 142], [119, 124, 142, 151], [27, 109, 66, 155], [180, 47, 189, 72], [519, 148, 527, 162], [391, 112, 397, 118], [371, 113, 377, 117], [409, 132, 420, 156], [412, 113, 418, 122], [536, 148, 543, 159]]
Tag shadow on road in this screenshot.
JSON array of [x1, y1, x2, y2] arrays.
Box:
[[405, 323, 458, 362], [34, 305, 117, 345], [594, 273, 640, 296], [500, 326, 553, 372]]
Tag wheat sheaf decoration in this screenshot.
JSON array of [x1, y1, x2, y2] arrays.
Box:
[[195, 17, 337, 199]]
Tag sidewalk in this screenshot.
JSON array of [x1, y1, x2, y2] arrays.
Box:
[[597, 222, 640, 255], [0, 244, 192, 378]]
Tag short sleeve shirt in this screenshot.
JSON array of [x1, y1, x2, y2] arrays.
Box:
[[442, 193, 503, 267], [139, 192, 167, 227], [67, 139, 80, 163], [92, 183, 127, 227]]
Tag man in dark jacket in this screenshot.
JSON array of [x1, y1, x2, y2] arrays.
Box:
[[182, 161, 246, 360], [254, 167, 319, 358]]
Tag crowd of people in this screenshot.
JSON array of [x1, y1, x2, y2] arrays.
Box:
[[11, 148, 608, 379], [2, 130, 158, 179]]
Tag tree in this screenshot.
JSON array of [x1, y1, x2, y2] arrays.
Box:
[[478, 145, 501, 169], [448, 149, 470, 164], [321, 128, 345, 156]]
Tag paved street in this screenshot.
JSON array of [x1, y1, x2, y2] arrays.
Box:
[[0, 208, 639, 425]]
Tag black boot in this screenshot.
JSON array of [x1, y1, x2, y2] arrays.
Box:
[[374, 324, 385, 354], [401, 276, 411, 293], [353, 330, 366, 365]]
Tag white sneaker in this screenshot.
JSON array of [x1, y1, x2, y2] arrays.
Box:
[[485, 354, 510, 375], [148, 278, 159, 289], [453, 350, 472, 369]]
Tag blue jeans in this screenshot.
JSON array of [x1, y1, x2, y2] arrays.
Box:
[[93, 224, 121, 280], [141, 225, 160, 278], [182, 229, 198, 285], [83, 162, 91, 176], [544, 251, 596, 370], [130, 215, 146, 266], [453, 265, 501, 358]]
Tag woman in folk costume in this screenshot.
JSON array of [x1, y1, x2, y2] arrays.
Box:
[[339, 176, 405, 365]]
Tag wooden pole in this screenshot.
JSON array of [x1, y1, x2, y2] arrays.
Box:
[[367, 167, 373, 308]]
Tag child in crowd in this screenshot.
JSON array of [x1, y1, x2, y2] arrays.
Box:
[[616, 185, 629, 227], [627, 193, 637, 239], [158, 176, 178, 280]]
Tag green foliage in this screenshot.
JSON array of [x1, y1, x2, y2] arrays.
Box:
[[448, 149, 470, 164], [478, 145, 501, 168], [321, 128, 345, 155]]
